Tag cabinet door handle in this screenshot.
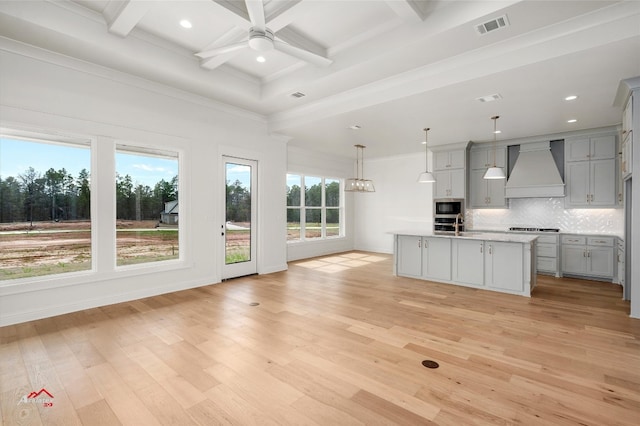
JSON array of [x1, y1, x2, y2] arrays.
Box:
[[586, 194, 589, 203], [424, 241, 428, 249], [480, 244, 483, 253], [587, 250, 591, 258], [418, 239, 421, 248], [489, 245, 492, 255], [583, 250, 586, 257]]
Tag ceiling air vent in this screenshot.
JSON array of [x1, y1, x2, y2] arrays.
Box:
[[475, 15, 509, 35], [290, 92, 306, 98]]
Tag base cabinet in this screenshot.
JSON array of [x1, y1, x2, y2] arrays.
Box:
[[422, 237, 452, 281], [396, 235, 422, 278], [395, 234, 535, 297], [561, 235, 615, 279], [452, 239, 485, 286], [485, 242, 524, 293], [396, 235, 452, 281]]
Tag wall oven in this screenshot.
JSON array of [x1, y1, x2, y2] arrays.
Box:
[[434, 199, 464, 233]]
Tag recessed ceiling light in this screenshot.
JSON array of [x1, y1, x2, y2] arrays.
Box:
[[290, 92, 306, 98], [493, 130, 502, 134], [179, 19, 192, 29], [567, 119, 577, 123], [256, 56, 266, 63], [565, 95, 578, 101], [476, 93, 502, 103], [348, 125, 362, 130]]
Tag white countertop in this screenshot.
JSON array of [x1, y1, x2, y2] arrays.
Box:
[[392, 231, 537, 244]]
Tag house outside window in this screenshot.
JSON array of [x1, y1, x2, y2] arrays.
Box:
[[115, 145, 179, 266]]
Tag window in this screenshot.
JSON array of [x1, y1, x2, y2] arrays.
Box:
[[286, 174, 342, 242], [115, 145, 179, 266], [0, 135, 91, 280]]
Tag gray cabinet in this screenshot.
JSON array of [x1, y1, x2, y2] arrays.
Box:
[[396, 235, 452, 281], [434, 168, 465, 199], [485, 241, 524, 293], [422, 237, 452, 281], [396, 235, 422, 278], [565, 135, 617, 208], [468, 146, 507, 208], [621, 95, 633, 179], [432, 147, 466, 199], [535, 233, 559, 276], [561, 235, 615, 279], [452, 239, 485, 286], [434, 150, 465, 171]]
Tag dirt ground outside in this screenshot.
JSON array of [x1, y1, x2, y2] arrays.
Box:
[[0, 220, 180, 280]]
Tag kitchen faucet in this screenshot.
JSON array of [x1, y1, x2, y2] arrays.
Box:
[[454, 213, 463, 236]]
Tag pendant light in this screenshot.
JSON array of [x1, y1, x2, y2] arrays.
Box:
[[483, 115, 506, 179], [417, 127, 436, 183], [345, 144, 375, 192]]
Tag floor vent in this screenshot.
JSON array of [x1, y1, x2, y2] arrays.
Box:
[[475, 15, 509, 35], [421, 360, 439, 369]]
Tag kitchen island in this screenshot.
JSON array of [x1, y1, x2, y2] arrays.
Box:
[[393, 231, 537, 297]]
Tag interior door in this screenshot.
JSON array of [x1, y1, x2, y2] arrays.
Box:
[[222, 156, 257, 279]]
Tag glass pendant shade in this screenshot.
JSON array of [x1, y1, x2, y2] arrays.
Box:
[[345, 144, 375, 192], [418, 127, 435, 183], [483, 115, 506, 180]]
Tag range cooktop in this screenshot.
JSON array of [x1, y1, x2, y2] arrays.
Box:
[[509, 227, 560, 232]]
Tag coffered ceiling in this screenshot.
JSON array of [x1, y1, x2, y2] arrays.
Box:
[[1, 0, 639, 158]]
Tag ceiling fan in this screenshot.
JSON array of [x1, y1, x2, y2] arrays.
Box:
[[195, 0, 332, 68]]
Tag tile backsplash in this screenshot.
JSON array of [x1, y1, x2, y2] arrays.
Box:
[[468, 198, 623, 236]]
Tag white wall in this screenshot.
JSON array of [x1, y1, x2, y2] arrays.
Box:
[[353, 152, 435, 254], [0, 47, 287, 326]]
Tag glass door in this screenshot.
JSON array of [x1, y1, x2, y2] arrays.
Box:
[[222, 157, 257, 279]]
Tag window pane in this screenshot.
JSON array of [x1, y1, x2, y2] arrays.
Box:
[[305, 209, 321, 239], [326, 208, 340, 237], [286, 174, 301, 207], [115, 147, 179, 266], [287, 208, 300, 241], [0, 137, 91, 280], [225, 162, 251, 264], [326, 178, 340, 207], [304, 176, 322, 207]]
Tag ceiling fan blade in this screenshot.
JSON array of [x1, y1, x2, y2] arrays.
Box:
[[274, 40, 333, 67], [245, 0, 266, 30], [195, 42, 248, 59], [200, 49, 246, 70]]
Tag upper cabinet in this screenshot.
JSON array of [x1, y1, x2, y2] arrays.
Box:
[[434, 150, 465, 171], [468, 146, 507, 208], [621, 94, 633, 180], [565, 134, 617, 208], [431, 143, 467, 199], [565, 136, 616, 162]]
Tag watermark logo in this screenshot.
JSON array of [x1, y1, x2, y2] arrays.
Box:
[[18, 388, 54, 407]]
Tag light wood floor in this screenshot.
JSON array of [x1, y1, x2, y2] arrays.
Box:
[[1, 251, 639, 425]]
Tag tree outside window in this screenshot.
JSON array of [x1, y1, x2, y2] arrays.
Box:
[[286, 174, 342, 242]]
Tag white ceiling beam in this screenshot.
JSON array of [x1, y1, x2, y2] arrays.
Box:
[[276, 27, 329, 61], [210, 0, 251, 25], [266, 0, 319, 32], [103, 0, 152, 37], [384, 0, 425, 23]]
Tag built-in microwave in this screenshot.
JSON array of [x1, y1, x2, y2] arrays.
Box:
[[434, 199, 464, 216], [434, 199, 464, 233]]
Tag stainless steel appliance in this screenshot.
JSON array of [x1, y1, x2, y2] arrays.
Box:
[[508, 227, 559, 232], [434, 199, 464, 234]]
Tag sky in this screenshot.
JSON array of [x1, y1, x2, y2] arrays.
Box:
[[0, 138, 178, 187]]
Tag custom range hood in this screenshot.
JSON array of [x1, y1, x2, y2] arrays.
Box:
[[505, 141, 565, 198]]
